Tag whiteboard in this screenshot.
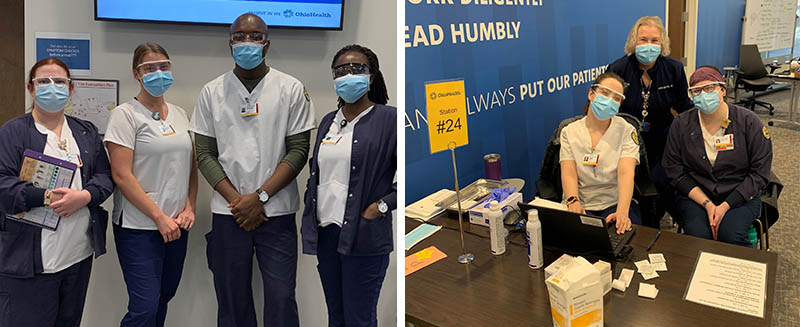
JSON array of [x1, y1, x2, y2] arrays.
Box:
[[64, 79, 119, 134], [742, 0, 797, 52]]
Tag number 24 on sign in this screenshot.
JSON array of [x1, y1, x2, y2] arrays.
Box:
[[425, 79, 468, 154], [435, 118, 462, 134]]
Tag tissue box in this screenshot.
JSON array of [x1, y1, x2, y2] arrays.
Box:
[[545, 257, 604, 327], [593, 260, 612, 295], [468, 192, 522, 227], [545, 254, 574, 280]]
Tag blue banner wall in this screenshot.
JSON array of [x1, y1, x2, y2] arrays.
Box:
[[405, 0, 665, 204], [695, 0, 745, 71]]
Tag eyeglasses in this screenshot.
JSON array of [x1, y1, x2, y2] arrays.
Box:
[[688, 83, 723, 96], [136, 60, 172, 74], [31, 76, 71, 86], [230, 32, 267, 43], [332, 63, 369, 78], [592, 84, 625, 103]]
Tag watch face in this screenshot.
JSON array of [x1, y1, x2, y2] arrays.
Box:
[[258, 192, 268, 202], [378, 202, 389, 213]]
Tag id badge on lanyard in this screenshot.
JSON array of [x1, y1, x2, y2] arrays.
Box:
[[160, 123, 176, 136], [714, 134, 734, 151], [241, 97, 258, 117], [322, 135, 343, 145], [66, 153, 83, 167]]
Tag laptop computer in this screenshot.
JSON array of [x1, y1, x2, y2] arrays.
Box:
[[517, 202, 635, 259]]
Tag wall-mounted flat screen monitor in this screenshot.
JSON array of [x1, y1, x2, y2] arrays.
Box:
[[96, 0, 345, 30]]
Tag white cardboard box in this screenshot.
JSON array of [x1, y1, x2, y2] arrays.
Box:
[[545, 254, 574, 280], [593, 260, 612, 295], [468, 192, 522, 227], [545, 257, 604, 327]]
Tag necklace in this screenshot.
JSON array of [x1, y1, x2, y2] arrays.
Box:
[[58, 139, 67, 151]]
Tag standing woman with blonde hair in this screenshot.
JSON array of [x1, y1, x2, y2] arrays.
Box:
[[0, 57, 113, 326], [608, 16, 694, 227], [105, 43, 198, 326]]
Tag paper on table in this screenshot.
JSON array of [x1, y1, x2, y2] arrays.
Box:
[[684, 251, 767, 318], [612, 279, 627, 292], [405, 189, 453, 221], [638, 283, 659, 299], [405, 246, 448, 276], [654, 262, 668, 272], [649, 253, 666, 263], [641, 271, 659, 280], [620, 268, 635, 288]]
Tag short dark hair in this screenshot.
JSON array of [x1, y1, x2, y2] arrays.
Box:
[[331, 44, 389, 107]]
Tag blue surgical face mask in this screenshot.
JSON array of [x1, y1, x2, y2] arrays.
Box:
[[334, 74, 370, 103], [36, 84, 70, 113], [635, 44, 661, 65], [694, 90, 721, 114], [591, 94, 620, 120], [142, 71, 174, 97], [232, 42, 265, 70]]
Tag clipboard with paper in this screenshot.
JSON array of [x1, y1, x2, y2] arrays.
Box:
[[6, 149, 78, 230]]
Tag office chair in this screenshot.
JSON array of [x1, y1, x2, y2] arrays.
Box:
[[534, 113, 660, 227], [736, 44, 775, 115]]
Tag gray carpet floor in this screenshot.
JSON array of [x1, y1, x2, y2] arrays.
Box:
[[666, 85, 800, 326], [750, 86, 800, 326]]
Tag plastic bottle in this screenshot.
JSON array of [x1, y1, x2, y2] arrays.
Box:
[[527, 208, 543, 269], [488, 201, 506, 255], [748, 225, 758, 249]]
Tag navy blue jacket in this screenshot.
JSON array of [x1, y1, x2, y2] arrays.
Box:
[[0, 114, 113, 278], [663, 104, 772, 207], [608, 54, 694, 164], [301, 104, 397, 256]]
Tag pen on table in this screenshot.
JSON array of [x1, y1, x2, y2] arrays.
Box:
[[646, 231, 661, 252]]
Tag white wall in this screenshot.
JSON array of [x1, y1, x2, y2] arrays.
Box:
[[24, 1, 397, 326]]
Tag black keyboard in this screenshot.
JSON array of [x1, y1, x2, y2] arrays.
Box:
[[608, 230, 625, 248]]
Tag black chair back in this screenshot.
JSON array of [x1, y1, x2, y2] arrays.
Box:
[[739, 44, 768, 79]]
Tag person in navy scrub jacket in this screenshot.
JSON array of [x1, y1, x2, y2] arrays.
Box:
[[663, 66, 772, 246], [0, 57, 113, 326], [302, 44, 396, 327], [608, 16, 694, 227]]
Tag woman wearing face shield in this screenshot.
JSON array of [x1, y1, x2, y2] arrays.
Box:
[[560, 72, 641, 235], [0, 57, 113, 326], [301, 44, 396, 327], [608, 16, 694, 228], [104, 43, 198, 326], [663, 66, 772, 246]]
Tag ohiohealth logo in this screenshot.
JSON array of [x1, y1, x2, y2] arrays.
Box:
[[429, 92, 437, 100], [283, 10, 293, 18]]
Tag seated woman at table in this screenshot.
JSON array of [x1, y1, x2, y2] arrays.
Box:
[[662, 66, 772, 246], [560, 72, 641, 235]]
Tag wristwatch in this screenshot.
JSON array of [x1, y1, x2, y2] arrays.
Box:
[[377, 199, 389, 215], [566, 195, 579, 206], [256, 188, 269, 204]]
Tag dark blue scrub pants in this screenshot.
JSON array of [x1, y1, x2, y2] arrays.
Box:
[[207, 213, 299, 327], [678, 197, 761, 246], [0, 255, 92, 327], [316, 224, 390, 327], [114, 222, 188, 327], [586, 202, 643, 226]]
